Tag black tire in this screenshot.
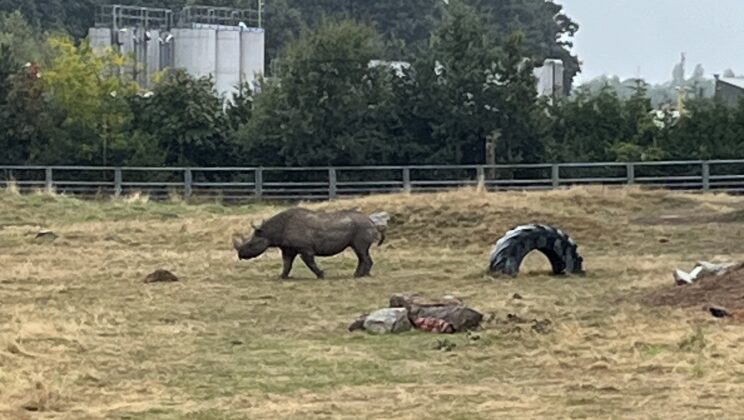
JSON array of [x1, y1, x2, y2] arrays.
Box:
[[489, 224, 584, 276]]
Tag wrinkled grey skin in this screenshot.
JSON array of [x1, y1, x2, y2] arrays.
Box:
[[233, 208, 386, 279]]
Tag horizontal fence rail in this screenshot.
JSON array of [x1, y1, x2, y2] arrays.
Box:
[[2, 160, 744, 201]]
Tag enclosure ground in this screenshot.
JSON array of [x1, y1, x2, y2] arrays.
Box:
[[2, 187, 744, 419]]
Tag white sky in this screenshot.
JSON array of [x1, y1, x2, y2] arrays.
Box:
[[555, 0, 744, 84]]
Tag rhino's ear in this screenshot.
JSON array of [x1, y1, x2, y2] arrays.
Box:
[[251, 222, 264, 236]]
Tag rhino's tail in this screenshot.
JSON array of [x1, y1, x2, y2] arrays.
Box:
[[369, 212, 390, 247]]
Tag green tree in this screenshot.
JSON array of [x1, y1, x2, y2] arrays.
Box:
[[467, 0, 580, 92], [410, 0, 502, 164], [0, 62, 62, 164], [0, 0, 94, 40], [40, 36, 137, 165], [0, 11, 50, 64], [547, 86, 626, 162], [239, 20, 391, 166], [663, 98, 740, 160], [129, 69, 230, 166], [492, 32, 545, 163], [611, 80, 665, 161]]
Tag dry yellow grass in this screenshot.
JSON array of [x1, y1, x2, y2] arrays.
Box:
[[2, 186, 744, 419]]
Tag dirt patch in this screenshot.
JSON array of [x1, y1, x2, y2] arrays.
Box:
[[644, 266, 744, 317]]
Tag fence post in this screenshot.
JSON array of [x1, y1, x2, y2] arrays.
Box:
[[44, 167, 53, 194], [702, 161, 710, 192], [476, 166, 486, 191], [254, 168, 263, 201], [626, 163, 635, 185], [184, 168, 193, 199], [114, 168, 122, 197], [402, 167, 411, 193], [328, 168, 337, 200], [551, 164, 560, 188]]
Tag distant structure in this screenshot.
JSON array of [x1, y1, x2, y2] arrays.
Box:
[[533, 59, 564, 100], [88, 4, 265, 97], [714, 75, 744, 107]]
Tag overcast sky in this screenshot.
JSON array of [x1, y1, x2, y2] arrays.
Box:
[[555, 0, 744, 84]]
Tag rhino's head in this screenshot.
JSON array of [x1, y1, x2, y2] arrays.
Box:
[[232, 223, 270, 260]]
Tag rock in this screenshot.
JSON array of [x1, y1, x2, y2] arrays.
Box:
[[674, 261, 741, 285], [389, 292, 463, 309], [414, 317, 455, 333], [512, 293, 523, 300], [410, 306, 482, 332], [708, 306, 731, 318], [362, 308, 412, 334], [348, 314, 368, 332], [674, 269, 694, 285], [144, 269, 179, 283], [34, 230, 57, 242]]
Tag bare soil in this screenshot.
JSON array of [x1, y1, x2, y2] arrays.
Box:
[[644, 265, 744, 316]]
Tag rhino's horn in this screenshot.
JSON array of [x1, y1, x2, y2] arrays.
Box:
[[232, 235, 245, 250]]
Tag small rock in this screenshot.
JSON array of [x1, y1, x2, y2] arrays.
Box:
[[144, 269, 179, 283], [512, 293, 523, 300], [363, 308, 412, 334], [414, 317, 455, 334], [389, 292, 463, 309], [708, 306, 731, 319], [34, 230, 57, 242], [410, 306, 482, 332], [348, 314, 368, 332], [231, 340, 244, 346], [659, 238, 669, 244]]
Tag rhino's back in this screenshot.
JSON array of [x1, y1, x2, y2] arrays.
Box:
[[274, 209, 376, 253]]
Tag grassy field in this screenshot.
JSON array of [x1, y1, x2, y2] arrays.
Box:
[[2, 186, 744, 419]]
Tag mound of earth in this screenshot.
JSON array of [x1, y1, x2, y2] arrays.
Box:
[[645, 265, 744, 316], [144, 269, 179, 283]]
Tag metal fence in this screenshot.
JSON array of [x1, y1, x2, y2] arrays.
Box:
[[2, 160, 744, 201]]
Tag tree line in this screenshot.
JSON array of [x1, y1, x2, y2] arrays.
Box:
[[1, 1, 743, 169]]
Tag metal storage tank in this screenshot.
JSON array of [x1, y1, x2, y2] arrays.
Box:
[[88, 27, 112, 53], [240, 28, 265, 90], [88, 4, 265, 95], [215, 28, 242, 95], [172, 28, 217, 80]]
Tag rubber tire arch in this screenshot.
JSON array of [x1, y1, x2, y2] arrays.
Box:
[[489, 224, 584, 276]]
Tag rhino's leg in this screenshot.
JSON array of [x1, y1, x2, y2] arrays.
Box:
[[353, 245, 373, 277], [281, 248, 298, 279], [301, 253, 325, 279]]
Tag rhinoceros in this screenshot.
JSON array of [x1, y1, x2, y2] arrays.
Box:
[[232, 208, 389, 279]]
